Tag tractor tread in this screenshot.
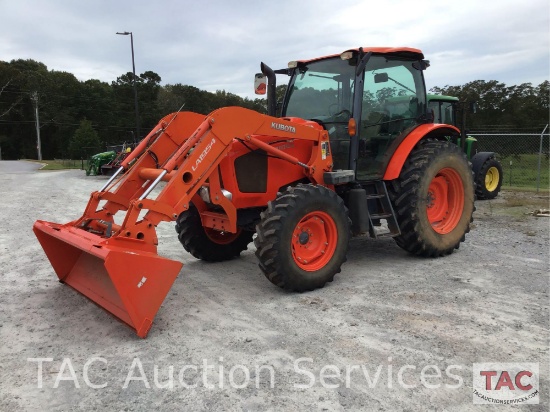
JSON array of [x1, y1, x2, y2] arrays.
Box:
[[475, 156, 503, 200], [388, 139, 475, 257], [255, 184, 351, 292], [175, 204, 253, 262]]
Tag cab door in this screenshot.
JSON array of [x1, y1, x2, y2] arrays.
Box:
[[355, 56, 427, 180]]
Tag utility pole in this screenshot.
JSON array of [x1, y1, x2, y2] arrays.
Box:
[[32, 92, 42, 160]]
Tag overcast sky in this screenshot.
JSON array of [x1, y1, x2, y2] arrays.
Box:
[[1, 0, 549, 99]]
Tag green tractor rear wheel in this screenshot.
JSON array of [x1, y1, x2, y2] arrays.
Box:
[[475, 157, 503, 200]]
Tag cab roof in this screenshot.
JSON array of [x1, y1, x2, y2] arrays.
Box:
[[294, 47, 424, 64]]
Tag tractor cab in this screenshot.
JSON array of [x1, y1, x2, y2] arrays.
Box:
[[428, 94, 458, 125], [427, 94, 503, 199], [427, 94, 479, 159], [257, 48, 431, 180]]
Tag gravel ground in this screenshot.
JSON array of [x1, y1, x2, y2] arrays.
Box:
[[0, 160, 548, 411]]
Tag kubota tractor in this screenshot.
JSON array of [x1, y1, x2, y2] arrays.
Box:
[[33, 47, 474, 338], [427, 94, 503, 199]]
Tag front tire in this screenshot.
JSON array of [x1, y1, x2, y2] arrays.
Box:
[[475, 157, 503, 200], [388, 139, 475, 257], [255, 184, 351, 292], [175, 204, 253, 262]]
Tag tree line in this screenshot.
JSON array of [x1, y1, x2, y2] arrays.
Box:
[[0, 59, 267, 160], [430, 80, 549, 132], [0, 58, 547, 160]]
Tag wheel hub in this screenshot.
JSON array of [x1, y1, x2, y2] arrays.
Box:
[[427, 191, 435, 208], [426, 168, 464, 234], [298, 231, 310, 245], [485, 166, 500, 192], [292, 212, 337, 271]]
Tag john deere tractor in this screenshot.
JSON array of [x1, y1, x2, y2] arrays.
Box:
[[428, 94, 503, 199], [86, 150, 116, 176]]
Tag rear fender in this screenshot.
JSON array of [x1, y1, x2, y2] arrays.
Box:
[[383, 124, 461, 180]]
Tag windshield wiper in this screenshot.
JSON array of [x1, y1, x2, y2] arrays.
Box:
[[308, 73, 339, 80], [387, 76, 415, 94]]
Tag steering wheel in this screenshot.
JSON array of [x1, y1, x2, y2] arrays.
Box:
[[328, 104, 352, 120], [334, 109, 352, 119]]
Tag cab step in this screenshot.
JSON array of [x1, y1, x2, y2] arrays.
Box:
[[364, 181, 401, 239]]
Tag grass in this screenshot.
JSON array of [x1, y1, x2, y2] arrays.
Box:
[[499, 153, 549, 190], [495, 190, 550, 220], [503, 186, 550, 194], [503, 195, 549, 209], [25, 159, 84, 170]]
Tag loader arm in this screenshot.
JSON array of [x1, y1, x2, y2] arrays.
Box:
[[96, 107, 331, 243], [33, 106, 331, 338], [138, 107, 332, 234]]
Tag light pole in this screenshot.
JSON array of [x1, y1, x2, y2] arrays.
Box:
[[116, 31, 140, 142]]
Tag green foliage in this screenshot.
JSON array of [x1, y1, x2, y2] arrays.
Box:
[[430, 80, 549, 131], [0, 57, 547, 161], [69, 119, 101, 159]]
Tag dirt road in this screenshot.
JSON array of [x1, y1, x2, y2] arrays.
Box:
[[0, 162, 548, 411]]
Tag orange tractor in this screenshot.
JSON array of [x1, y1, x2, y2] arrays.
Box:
[[33, 47, 474, 338]]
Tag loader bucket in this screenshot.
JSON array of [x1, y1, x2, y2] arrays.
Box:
[[33, 220, 183, 338]]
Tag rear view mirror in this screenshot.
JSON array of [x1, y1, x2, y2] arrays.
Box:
[[374, 73, 388, 83], [412, 60, 430, 70], [254, 73, 267, 95]]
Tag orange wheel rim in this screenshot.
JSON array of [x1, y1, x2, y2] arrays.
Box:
[[292, 211, 337, 271], [204, 228, 241, 245], [426, 168, 464, 234]]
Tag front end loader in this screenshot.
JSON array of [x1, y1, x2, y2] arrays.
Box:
[[34, 108, 332, 337], [34, 47, 475, 337]]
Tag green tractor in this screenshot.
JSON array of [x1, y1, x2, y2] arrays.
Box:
[[86, 150, 116, 176], [428, 94, 503, 199]]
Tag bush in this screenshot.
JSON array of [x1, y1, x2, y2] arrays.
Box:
[[68, 119, 100, 159]]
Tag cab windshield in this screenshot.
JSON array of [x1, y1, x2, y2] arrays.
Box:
[[283, 57, 355, 121], [429, 100, 456, 125], [282, 53, 428, 179]]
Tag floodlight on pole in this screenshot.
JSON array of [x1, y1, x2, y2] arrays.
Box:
[[116, 31, 140, 142]]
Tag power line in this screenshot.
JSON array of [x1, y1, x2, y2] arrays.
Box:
[[0, 118, 158, 131]]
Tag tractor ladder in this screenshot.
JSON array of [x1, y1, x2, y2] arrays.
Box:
[[364, 180, 401, 238]]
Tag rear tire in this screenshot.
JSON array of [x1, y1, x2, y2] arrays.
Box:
[[255, 184, 351, 292], [175, 204, 253, 262], [475, 157, 503, 200], [388, 139, 475, 257]]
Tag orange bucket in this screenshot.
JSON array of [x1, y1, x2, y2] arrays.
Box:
[[33, 220, 182, 338]]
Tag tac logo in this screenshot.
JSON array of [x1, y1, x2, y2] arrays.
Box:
[[473, 363, 539, 404]]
